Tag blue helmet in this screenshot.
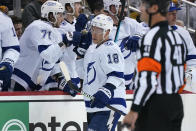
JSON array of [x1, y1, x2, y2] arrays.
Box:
[[169, 2, 181, 12]]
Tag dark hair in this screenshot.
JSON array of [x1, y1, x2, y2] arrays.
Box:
[[142, 0, 170, 16], [86, 0, 104, 13], [10, 16, 22, 25]]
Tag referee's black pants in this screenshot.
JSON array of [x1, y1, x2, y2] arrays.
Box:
[[135, 94, 184, 131]]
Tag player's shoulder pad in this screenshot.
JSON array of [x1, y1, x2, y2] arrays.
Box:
[[31, 20, 53, 30]]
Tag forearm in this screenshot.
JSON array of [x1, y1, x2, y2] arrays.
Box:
[[2, 48, 20, 66], [40, 44, 64, 63]]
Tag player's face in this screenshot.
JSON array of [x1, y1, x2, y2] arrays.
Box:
[[166, 10, 177, 26], [110, 5, 118, 15], [74, 2, 82, 17], [117, 5, 127, 18], [91, 26, 104, 44], [140, 2, 149, 23], [14, 23, 23, 39], [55, 12, 64, 27], [65, 4, 73, 14]]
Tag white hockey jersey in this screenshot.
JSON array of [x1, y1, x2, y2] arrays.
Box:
[[12, 20, 64, 90], [140, 22, 150, 35], [59, 19, 79, 78], [109, 17, 144, 88], [42, 19, 80, 90], [76, 40, 127, 114], [0, 11, 20, 66], [175, 25, 196, 92], [60, 19, 80, 83], [175, 25, 196, 67], [59, 19, 76, 33]]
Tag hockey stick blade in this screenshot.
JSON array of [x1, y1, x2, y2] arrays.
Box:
[[59, 61, 126, 116]]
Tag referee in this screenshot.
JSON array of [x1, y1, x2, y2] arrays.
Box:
[[123, 0, 187, 131]]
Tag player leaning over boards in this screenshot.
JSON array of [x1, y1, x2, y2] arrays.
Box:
[[123, 0, 187, 131], [11, 1, 67, 91], [40, 0, 83, 93], [0, 11, 20, 91], [75, 14, 126, 131]]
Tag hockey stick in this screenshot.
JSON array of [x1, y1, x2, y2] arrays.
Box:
[[114, 0, 126, 42], [59, 61, 126, 116]]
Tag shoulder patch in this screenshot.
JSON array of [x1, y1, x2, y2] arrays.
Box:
[[104, 41, 114, 46]]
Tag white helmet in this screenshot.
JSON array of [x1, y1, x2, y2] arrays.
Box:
[[57, 0, 81, 14], [91, 14, 113, 33], [41, 1, 64, 22], [103, 0, 121, 15]]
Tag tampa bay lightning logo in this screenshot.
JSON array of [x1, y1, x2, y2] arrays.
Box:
[[87, 62, 96, 85], [119, 36, 131, 59]]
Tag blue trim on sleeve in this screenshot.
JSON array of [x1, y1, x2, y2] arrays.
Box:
[[124, 73, 134, 81], [2, 46, 20, 53], [56, 59, 60, 64], [38, 45, 50, 53], [85, 98, 126, 108], [186, 55, 196, 61], [107, 71, 124, 79], [41, 67, 53, 71], [124, 52, 132, 59], [13, 68, 37, 90], [45, 76, 56, 84], [71, 77, 80, 85], [109, 98, 127, 107], [40, 60, 54, 71]]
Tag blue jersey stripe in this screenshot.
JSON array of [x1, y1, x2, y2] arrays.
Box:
[[13, 68, 37, 90], [107, 71, 124, 79], [2, 46, 20, 53], [186, 55, 196, 61], [124, 73, 134, 81], [85, 98, 126, 108], [38, 45, 50, 53]]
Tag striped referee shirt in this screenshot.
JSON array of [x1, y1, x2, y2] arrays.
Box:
[[131, 21, 187, 112]]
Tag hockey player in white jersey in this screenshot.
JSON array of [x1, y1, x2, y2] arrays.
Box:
[[57, 0, 83, 32], [75, 14, 126, 131], [166, 2, 196, 93], [0, 11, 20, 91], [11, 1, 66, 91], [41, 0, 83, 92], [103, 0, 144, 90]]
